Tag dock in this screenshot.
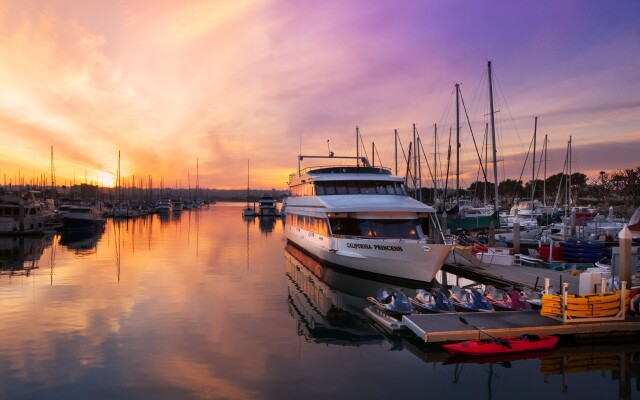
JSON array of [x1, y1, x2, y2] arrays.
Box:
[[402, 311, 640, 343], [443, 252, 581, 294]]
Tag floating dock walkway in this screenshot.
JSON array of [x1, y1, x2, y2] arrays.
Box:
[[443, 252, 581, 294], [402, 311, 640, 343]]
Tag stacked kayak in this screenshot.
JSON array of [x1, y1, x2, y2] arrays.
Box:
[[560, 241, 601, 263], [536, 245, 564, 261], [541, 291, 624, 318]]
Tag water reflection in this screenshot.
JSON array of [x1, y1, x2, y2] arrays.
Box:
[[0, 235, 51, 275], [59, 229, 104, 254], [1, 205, 639, 399], [285, 243, 419, 346], [258, 216, 276, 234], [541, 343, 640, 396]]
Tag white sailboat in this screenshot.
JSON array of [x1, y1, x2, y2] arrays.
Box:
[[243, 160, 255, 217]]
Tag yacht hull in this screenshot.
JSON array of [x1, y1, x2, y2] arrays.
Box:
[[286, 224, 453, 282]]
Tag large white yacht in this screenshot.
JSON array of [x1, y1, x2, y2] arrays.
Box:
[[285, 155, 455, 282], [0, 192, 53, 235]]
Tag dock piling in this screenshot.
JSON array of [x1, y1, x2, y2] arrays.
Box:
[[619, 225, 633, 286], [513, 220, 520, 254]]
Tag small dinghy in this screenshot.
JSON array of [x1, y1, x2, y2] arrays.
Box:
[[442, 334, 559, 356], [450, 286, 494, 312], [367, 288, 413, 317], [410, 288, 456, 313], [485, 285, 531, 311]]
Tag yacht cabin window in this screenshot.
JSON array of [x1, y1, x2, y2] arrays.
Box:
[[290, 180, 408, 197], [328, 218, 428, 240]]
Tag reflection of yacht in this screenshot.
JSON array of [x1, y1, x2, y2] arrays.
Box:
[[0, 236, 49, 272], [259, 216, 276, 234], [60, 229, 104, 252], [285, 244, 421, 345], [285, 155, 454, 282]]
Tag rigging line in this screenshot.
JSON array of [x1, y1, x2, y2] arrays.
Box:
[[493, 72, 526, 154], [405, 142, 414, 184], [467, 64, 489, 121], [374, 144, 384, 169], [474, 130, 489, 197], [417, 130, 436, 186], [443, 127, 452, 204], [517, 133, 535, 186], [437, 86, 456, 130], [397, 133, 413, 184], [460, 89, 489, 183], [358, 130, 369, 161], [533, 131, 546, 197]]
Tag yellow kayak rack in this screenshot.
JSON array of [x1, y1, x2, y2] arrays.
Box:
[[541, 278, 627, 323]]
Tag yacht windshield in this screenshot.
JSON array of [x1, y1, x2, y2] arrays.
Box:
[[328, 218, 424, 239], [316, 181, 407, 196]]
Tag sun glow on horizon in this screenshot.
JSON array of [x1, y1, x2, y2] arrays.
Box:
[[0, 1, 638, 190]]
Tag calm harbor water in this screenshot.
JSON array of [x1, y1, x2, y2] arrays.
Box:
[[1, 203, 638, 399]]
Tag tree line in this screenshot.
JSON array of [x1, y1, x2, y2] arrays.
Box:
[[464, 165, 640, 208]]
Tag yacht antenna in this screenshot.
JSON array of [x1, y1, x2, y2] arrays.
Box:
[[327, 140, 334, 157], [356, 126, 360, 171]]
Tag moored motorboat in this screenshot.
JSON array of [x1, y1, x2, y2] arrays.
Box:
[[519, 287, 549, 309], [62, 206, 106, 233], [155, 199, 173, 214], [367, 288, 413, 317], [449, 286, 494, 312], [258, 195, 278, 216], [410, 288, 455, 313], [442, 334, 559, 356], [484, 285, 531, 311]]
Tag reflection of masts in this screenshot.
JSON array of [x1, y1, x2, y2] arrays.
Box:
[[487, 363, 494, 400], [195, 207, 200, 258], [50, 235, 57, 286], [113, 220, 121, 284], [246, 218, 250, 271]]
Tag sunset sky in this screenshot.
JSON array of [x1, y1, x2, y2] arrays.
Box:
[[1, 0, 639, 190]]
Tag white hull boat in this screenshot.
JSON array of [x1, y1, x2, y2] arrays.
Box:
[[285, 154, 454, 282]]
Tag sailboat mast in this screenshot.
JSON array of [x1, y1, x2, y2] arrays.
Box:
[[568, 136, 572, 206], [433, 124, 438, 207], [413, 124, 418, 200], [531, 116, 537, 214], [484, 123, 488, 204], [455, 83, 460, 208], [418, 135, 423, 202], [50, 146, 56, 205], [246, 159, 250, 208], [543, 134, 548, 206], [394, 129, 398, 176], [487, 61, 500, 212]]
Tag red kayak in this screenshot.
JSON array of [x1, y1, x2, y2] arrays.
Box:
[[442, 334, 559, 356]]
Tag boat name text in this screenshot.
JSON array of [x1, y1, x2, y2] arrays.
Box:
[[346, 243, 403, 252]]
